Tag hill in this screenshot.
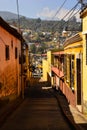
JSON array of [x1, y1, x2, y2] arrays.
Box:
[[0, 11, 21, 20], [0, 11, 81, 33], [7, 17, 81, 33]]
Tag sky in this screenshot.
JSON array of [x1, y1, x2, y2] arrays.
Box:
[[0, 0, 82, 20]]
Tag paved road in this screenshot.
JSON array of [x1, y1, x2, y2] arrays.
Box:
[[0, 86, 73, 130]]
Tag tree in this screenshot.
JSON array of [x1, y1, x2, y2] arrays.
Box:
[[30, 44, 36, 53], [36, 18, 41, 23]]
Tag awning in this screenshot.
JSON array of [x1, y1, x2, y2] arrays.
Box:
[[51, 66, 64, 78]]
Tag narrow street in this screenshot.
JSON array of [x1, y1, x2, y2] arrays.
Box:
[[0, 82, 74, 130]]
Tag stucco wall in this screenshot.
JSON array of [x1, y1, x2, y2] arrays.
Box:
[[0, 26, 21, 100], [81, 9, 87, 113]]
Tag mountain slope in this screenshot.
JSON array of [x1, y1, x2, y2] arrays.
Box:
[[0, 11, 81, 33], [0, 11, 20, 20]]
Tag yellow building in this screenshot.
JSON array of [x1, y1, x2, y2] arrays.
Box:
[[80, 7, 87, 114], [64, 32, 83, 111], [42, 51, 53, 82], [43, 60, 48, 81]]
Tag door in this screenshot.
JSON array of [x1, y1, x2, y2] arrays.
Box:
[[76, 59, 81, 105]]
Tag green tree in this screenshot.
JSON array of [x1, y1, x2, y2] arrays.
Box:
[[30, 44, 36, 53]]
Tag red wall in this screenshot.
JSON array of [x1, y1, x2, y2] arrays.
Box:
[[60, 79, 76, 107]]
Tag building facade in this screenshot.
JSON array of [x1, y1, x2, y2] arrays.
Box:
[[80, 7, 87, 114], [0, 17, 22, 100], [64, 32, 83, 110]]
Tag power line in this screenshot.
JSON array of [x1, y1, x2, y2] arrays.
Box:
[[67, 8, 81, 21], [52, 0, 67, 20], [51, 2, 80, 31], [61, 2, 79, 20], [63, 7, 81, 31]]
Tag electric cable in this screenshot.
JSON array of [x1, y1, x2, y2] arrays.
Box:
[[52, 0, 67, 20], [64, 7, 81, 31], [51, 2, 80, 31]]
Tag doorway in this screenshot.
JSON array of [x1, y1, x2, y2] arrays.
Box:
[[76, 59, 81, 105]]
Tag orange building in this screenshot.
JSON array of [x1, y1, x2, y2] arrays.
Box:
[[0, 17, 23, 100]]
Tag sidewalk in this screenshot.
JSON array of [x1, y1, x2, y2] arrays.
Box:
[[51, 88, 87, 130]]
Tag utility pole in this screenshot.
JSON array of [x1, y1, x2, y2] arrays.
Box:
[[16, 0, 20, 31], [16, 0, 24, 99]]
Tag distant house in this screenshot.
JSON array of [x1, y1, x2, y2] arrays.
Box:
[[0, 17, 23, 100]]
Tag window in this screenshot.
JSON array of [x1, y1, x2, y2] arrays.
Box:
[[15, 47, 17, 59], [11, 39, 13, 48], [5, 45, 9, 60]]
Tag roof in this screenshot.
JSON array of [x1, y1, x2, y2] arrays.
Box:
[[80, 6, 87, 18], [51, 66, 64, 78], [64, 33, 82, 47], [41, 53, 47, 56], [52, 51, 64, 56], [0, 17, 23, 41]]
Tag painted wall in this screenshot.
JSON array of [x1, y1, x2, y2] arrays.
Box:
[[47, 51, 52, 78], [42, 51, 53, 82], [42, 60, 48, 81], [0, 26, 21, 100], [64, 33, 83, 110], [64, 37, 83, 90], [80, 8, 87, 113]]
